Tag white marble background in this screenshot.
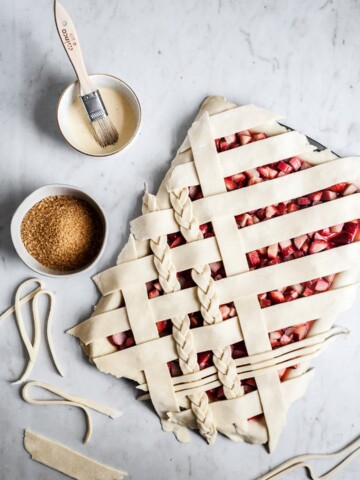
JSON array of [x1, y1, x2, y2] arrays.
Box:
[[0, 0, 360, 478]]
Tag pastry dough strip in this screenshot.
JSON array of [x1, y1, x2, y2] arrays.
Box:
[[167, 130, 315, 190], [22, 381, 121, 444], [131, 156, 360, 240], [24, 429, 127, 480], [71, 276, 358, 348], [189, 112, 285, 449], [95, 191, 360, 294]]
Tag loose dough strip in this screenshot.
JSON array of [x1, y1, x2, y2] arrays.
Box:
[[24, 429, 127, 480], [259, 435, 360, 479], [0, 279, 64, 381], [22, 381, 121, 444]]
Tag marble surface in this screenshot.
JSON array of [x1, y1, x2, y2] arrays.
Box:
[[0, 0, 360, 479]]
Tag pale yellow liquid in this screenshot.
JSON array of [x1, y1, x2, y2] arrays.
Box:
[[67, 87, 137, 155]]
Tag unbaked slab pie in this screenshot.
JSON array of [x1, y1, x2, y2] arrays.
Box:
[[69, 96, 360, 452]]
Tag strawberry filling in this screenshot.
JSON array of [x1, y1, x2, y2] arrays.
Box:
[[108, 127, 359, 407]]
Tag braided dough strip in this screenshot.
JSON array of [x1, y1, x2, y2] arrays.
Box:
[[136, 326, 348, 396], [24, 429, 127, 480], [22, 381, 121, 444]]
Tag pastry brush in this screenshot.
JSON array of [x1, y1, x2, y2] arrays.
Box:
[[54, 0, 118, 148]]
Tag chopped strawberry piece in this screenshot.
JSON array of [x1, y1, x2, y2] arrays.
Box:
[[343, 183, 358, 196], [330, 232, 353, 245], [157, 320, 171, 335], [302, 286, 314, 296], [279, 239, 295, 256], [277, 160, 293, 174], [260, 298, 272, 308], [268, 290, 285, 303], [219, 305, 230, 320], [168, 233, 185, 249], [287, 202, 299, 212], [239, 134, 252, 145], [247, 251, 261, 267], [308, 191, 323, 202], [252, 132, 267, 141], [269, 331, 282, 347], [314, 278, 329, 292], [280, 334, 291, 346], [198, 351, 212, 370], [225, 177, 237, 191], [125, 337, 135, 348], [232, 173, 246, 183], [265, 205, 278, 218], [200, 223, 209, 235], [309, 239, 328, 254], [209, 261, 222, 274], [219, 139, 229, 151], [294, 234, 308, 250], [168, 360, 182, 377], [293, 323, 310, 341], [330, 183, 347, 193], [297, 196, 311, 206], [289, 156, 302, 171], [267, 243, 279, 259], [322, 190, 337, 201], [149, 288, 160, 299], [224, 134, 237, 145], [278, 368, 287, 380], [343, 221, 359, 236], [110, 332, 127, 347], [258, 166, 271, 179]]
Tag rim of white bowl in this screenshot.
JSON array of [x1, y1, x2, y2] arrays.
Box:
[[57, 73, 142, 157], [11, 184, 108, 277]]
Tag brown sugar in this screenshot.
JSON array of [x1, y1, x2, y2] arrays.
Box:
[[21, 195, 104, 271]]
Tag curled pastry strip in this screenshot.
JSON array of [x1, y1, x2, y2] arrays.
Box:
[[259, 435, 360, 480], [34, 290, 64, 378], [0, 279, 64, 383], [22, 381, 122, 444], [0, 278, 44, 323]]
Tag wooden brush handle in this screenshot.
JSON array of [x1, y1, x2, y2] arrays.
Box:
[[54, 0, 94, 95]]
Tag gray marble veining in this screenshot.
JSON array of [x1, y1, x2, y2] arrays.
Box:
[[0, 1, 360, 479]]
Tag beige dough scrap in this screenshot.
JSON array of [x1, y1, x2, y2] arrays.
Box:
[[24, 429, 127, 480], [22, 381, 121, 444]]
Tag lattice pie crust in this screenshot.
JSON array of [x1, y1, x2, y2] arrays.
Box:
[[69, 96, 360, 452]]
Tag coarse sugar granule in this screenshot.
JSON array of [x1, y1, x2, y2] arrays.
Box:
[[21, 195, 104, 271]]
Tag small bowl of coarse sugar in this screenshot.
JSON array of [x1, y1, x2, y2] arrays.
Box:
[[11, 184, 108, 277]]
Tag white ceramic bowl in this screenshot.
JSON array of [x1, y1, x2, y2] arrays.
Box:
[[11, 184, 108, 277], [57, 73, 142, 157]]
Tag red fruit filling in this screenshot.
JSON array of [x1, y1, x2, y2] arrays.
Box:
[[108, 126, 359, 407], [247, 220, 360, 270]]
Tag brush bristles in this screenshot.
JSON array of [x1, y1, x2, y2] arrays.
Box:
[[91, 116, 119, 148]]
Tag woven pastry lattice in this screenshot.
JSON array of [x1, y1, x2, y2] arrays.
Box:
[[70, 97, 360, 452]]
